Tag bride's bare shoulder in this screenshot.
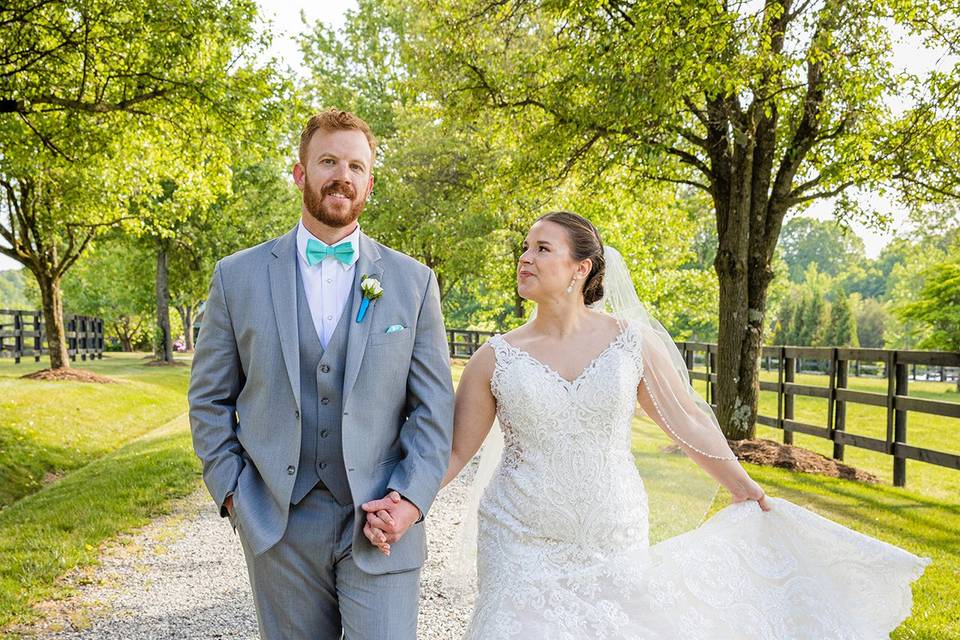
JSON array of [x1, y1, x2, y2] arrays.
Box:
[[499, 323, 536, 348], [462, 336, 498, 381], [586, 309, 625, 336]]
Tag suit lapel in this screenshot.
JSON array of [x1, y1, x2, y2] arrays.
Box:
[[268, 226, 301, 411], [343, 233, 384, 405]]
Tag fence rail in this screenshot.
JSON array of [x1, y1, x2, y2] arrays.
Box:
[[0, 309, 104, 363], [445, 328, 960, 487]]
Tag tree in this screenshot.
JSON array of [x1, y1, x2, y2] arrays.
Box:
[[61, 233, 155, 351], [778, 217, 865, 283], [855, 297, 891, 348], [897, 258, 960, 352], [0, 269, 36, 309], [398, 0, 951, 438], [770, 296, 796, 345], [799, 291, 827, 347], [824, 289, 859, 347], [0, 0, 272, 370]]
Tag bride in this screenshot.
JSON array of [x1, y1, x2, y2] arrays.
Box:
[[366, 211, 929, 638]]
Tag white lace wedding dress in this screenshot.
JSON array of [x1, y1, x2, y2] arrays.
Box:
[[464, 322, 930, 640]]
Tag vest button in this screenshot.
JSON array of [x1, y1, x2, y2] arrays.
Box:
[[320, 397, 330, 405], [320, 429, 329, 438], [287, 465, 296, 475], [320, 364, 331, 373], [319, 462, 327, 470], [294, 410, 300, 419]]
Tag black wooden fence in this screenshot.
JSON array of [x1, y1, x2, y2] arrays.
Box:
[[448, 328, 498, 359], [446, 329, 960, 487], [681, 342, 960, 487], [0, 309, 104, 363]]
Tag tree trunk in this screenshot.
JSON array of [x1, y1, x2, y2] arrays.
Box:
[[155, 242, 173, 362], [176, 304, 195, 351], [113, 316, 136, 352], [184, 304, 194, 351], [36, 271, 69, 369]]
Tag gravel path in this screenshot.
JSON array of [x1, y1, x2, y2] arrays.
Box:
[[17, 464, 476, 639]]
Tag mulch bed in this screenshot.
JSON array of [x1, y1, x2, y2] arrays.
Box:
[[662, 438, 880, 483], [726, 438, 881, 483], [144, 360, 189, 367], [21, 368, 118, 384]]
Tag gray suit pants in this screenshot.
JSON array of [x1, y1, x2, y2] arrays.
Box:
[[237, 487, 420, 640]]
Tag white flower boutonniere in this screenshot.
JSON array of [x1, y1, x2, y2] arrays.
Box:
[[356, 275, 383, 323]]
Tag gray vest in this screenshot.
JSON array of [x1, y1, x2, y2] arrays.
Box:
[[290, 262, 354, 506]]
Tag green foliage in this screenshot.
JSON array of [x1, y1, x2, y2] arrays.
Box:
[[0, 0, 290, 367], [60, 234, 155, 346], [298, 3, 722, 335], [897, 255, 960, 351], [779, 218, 866, 283], [0, 270, 37, 310], [855, 296, 892, 348], [823, 288, 859, 347]]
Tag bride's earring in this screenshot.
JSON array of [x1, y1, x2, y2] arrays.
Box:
[[566, 277, 577, 294]]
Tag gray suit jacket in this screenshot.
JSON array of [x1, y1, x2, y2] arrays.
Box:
[[188, 225, 454, 574]]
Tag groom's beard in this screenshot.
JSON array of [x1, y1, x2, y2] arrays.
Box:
[[302, 176, 367, 228]]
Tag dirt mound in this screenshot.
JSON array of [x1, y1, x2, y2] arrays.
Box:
[[21, 368, 118, 383], [728, 438, 881, 483]]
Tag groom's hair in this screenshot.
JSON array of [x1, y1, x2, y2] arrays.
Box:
[[299, 108, 378, 165], [537, 211, 606, 306]]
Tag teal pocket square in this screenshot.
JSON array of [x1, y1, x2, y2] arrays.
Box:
[[385, 324, 405, 334]]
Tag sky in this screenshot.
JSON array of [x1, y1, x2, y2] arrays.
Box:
[[0, 1, 947, 271]]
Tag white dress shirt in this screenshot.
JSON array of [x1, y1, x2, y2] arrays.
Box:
[[296, 221, 361, 349]]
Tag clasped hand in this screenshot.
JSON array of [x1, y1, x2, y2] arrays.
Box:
[[361, 490, 420, 555]]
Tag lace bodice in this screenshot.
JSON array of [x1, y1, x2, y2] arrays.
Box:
[[488, 323, 644, 476], [478, 325, 650, 575]]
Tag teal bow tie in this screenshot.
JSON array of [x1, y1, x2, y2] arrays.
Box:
[[305, 238, 355, 266]]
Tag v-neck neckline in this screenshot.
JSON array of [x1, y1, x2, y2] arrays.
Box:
[[500, 325, 627, 388]]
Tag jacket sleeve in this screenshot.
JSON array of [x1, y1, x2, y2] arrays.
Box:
[[387, 269, 455, 519], [188, 261, 246, 517]]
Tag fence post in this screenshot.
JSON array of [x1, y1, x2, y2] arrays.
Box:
[[833, 355, 848, 461], [893, 357, 909, 487], [683, 344, 694, 385], [707, 347, 717, 405], [14, 311, 23, 364], [81, 316, 88, 361], [68, 316, 76, 362], [776, 347, 784, 438], [33, 312, 42, 362], [783, 353, 795, 445], [826, 348, 837, 454]]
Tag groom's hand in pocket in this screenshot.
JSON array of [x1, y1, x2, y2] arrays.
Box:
[[362, 490, 421, 551]]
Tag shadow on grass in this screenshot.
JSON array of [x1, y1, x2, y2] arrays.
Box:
[[0, 417, 201, 630], [751, 467, 960, 556], [0, 424, 83, 509]]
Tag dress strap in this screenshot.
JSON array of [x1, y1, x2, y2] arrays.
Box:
[[485, 334, 519, 401]]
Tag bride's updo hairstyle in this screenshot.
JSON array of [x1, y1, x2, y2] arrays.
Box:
[[536, 211, 605, 306]]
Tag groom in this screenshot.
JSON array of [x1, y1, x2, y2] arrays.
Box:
[[188, 108, 454, 639]]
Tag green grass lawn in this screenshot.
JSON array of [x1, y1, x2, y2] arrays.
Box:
[[0, 353, 192, 508], [0, 353, 198, 630]]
